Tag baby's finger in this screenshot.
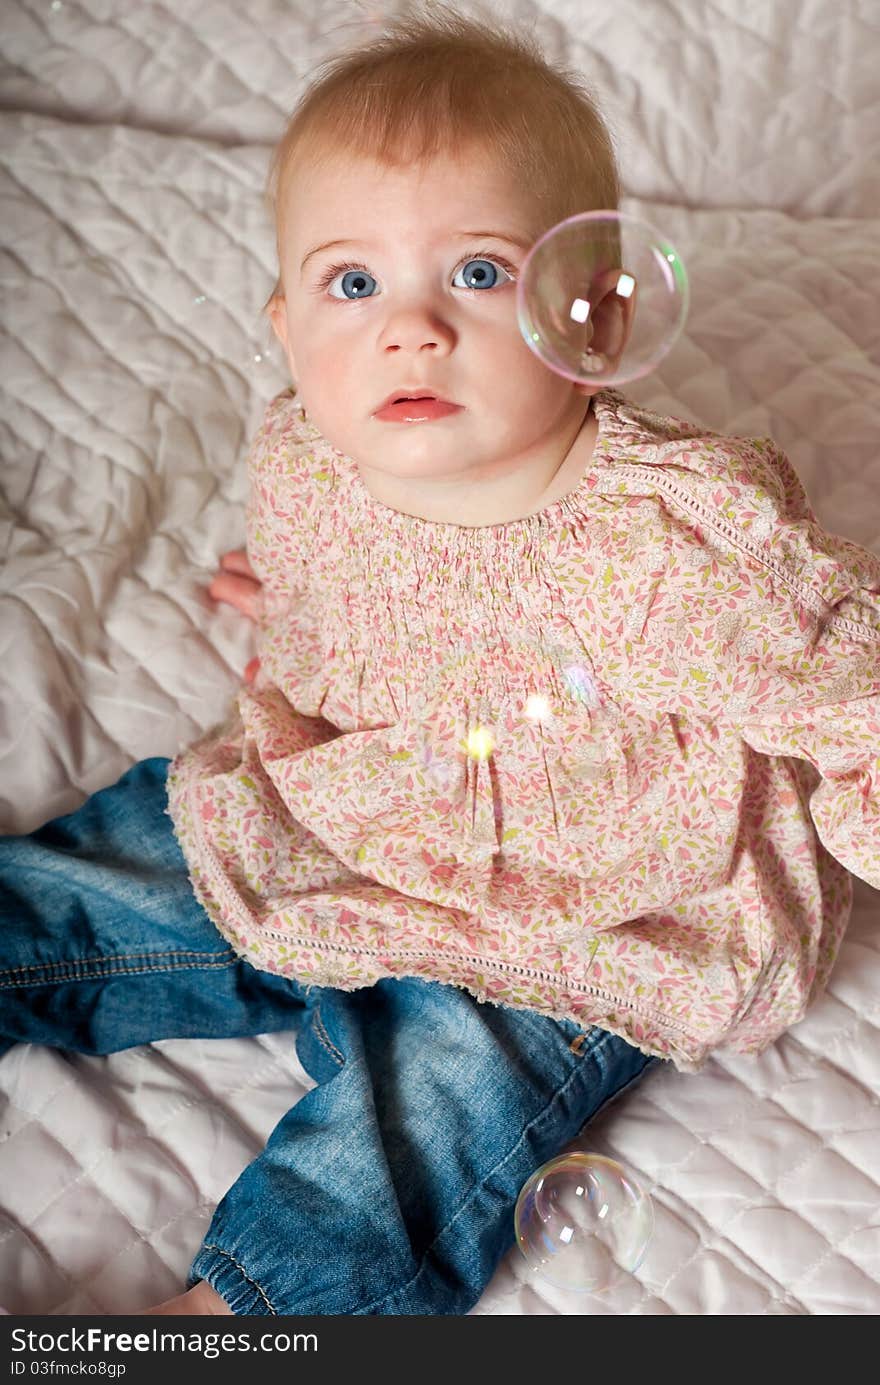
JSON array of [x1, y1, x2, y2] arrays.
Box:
[[208, 572, 261, 620], [243, 657, 261, 685], [220, 548, 257, 578]]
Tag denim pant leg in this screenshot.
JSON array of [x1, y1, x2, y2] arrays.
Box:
[[0, 757, 309, 1055], [188, 976, 661, 1315], [0, 757, 661, 1317]]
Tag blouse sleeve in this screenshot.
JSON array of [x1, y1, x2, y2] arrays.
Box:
[[725, 442, 880, 889], [243, 387, 309, 604]]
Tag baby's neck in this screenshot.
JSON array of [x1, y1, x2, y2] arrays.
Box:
[[521, 402, 598, 521]]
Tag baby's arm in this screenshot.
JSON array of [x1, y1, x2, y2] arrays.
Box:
[[708, 440, 880, 888], [208, 548, 262, 683]]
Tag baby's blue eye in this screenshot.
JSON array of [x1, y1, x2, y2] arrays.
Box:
[[452, 258, 512, 291], [325, 256, 513, 300], [332, 269, 376, 300]]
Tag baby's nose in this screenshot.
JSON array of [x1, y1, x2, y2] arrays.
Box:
[[381, 307, 456, 354]]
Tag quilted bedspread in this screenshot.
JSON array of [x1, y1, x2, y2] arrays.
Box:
[[1, 0, 878, 1315]]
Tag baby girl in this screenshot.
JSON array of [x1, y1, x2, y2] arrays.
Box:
[[2, 3, 878, 1316]]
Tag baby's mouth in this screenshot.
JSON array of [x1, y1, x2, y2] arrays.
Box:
[[375, 386, 457, 411]]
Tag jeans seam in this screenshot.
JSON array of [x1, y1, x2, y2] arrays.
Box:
[[311, 1006, 345, 1068], [200, 1243, 277, 1314], [0, 952, 238, 988], [354, 1026, 616, 1315]]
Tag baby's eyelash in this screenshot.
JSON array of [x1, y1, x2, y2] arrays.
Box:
[[462, 250, 520, 281], [313, 260, 369, 293], [312, 249, 519, 295]]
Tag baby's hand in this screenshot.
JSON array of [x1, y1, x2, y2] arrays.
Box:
[[208, 548, 262, 684]]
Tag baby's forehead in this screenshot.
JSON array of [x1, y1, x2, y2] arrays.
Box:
[[290, 138, 526, 196], [282, 147, 535, 241]]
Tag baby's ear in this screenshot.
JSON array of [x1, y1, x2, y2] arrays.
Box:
[[266, 294, 288, 347], [266, 294, 298, 382]]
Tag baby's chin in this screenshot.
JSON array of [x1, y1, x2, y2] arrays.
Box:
[[321, 416, 469, 467]]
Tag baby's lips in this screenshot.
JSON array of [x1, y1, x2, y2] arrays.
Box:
[[244, 656, 261, 684]]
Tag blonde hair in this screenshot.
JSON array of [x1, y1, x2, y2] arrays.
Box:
[[262, 0, 620, 313]]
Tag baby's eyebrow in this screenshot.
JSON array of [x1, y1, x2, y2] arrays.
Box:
[[300, 230, 531, 275]]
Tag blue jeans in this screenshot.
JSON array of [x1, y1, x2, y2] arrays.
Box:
[[0, 757, 660, 1315]]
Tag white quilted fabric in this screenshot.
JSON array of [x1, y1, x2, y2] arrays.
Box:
[[1, 0, 878, 1315]]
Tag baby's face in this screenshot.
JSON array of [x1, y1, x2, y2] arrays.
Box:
[[269, 146, 593, 520]]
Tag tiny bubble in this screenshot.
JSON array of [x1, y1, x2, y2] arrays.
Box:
[[193, 294, 207, 304]]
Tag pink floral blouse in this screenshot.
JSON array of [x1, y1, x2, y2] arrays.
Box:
[[166, 388, 880, 1071]]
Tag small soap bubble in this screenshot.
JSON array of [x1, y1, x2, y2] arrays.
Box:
[[248, 327, 279, 370], [561, 662, 600, 709], [419, 738, 457, 793], [523, 692, 552, 725], [462, 723, 495, 762], [515, 1151, 654, 1293], [517, 210, 689, 387]]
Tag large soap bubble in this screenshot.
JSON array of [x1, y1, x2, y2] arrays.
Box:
[[515, 1150, 654, 1293], [516, 210, 689, 387]]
